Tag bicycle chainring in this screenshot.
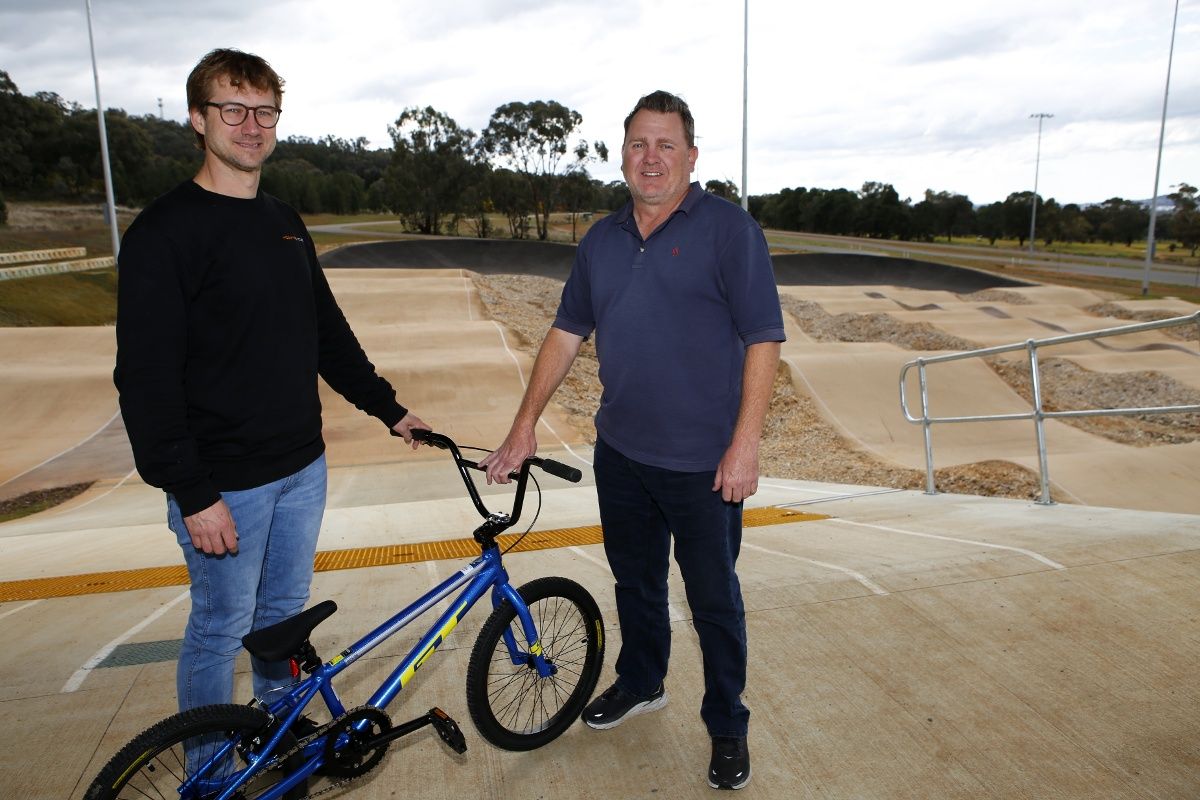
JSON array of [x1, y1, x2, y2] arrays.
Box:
[[319, 706, 392, 779]]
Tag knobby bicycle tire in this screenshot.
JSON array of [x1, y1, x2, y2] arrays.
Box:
[[85, 703, 307, 800], [465, 576, 605, 751]]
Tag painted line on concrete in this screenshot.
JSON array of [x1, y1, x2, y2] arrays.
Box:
[[62, 589, 190, 693], [45, 469, 138, 517], [760, 480, 869, 498], [742, 542, 889, 596], [0, 409, 121, 490], [567, 545, 609, 574], [829, 518, 1066, 570], [489, 319, 593, 469], [461, 271, 474, 321], [0, 599, 42, 621], [763, 483, 906, 505]]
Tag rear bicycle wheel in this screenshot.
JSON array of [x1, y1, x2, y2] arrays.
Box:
[[466, 576, 605, 750], [85, 704, 307, 800]]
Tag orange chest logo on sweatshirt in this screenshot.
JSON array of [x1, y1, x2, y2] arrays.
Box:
[[282, 234, 304, 242]]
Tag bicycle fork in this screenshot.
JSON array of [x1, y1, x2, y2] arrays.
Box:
[[492, 580, 557, 679]]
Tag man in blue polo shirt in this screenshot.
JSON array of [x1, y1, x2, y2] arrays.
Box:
[[481, 90, 784, 790]]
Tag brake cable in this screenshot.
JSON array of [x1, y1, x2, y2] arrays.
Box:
[[458, 445, 543, 554]]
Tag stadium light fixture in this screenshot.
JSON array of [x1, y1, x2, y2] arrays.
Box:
[[1142, 0, 1180, 296], [741, 0, 749, 211], [1027, 113, 1053, 254], [85, 0, 121, 259]]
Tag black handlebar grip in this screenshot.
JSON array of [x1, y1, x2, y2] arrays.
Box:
[[538, 458, 583, 483], [409, 428, 450, 449]]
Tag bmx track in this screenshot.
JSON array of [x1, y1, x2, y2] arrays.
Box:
[[1, 241, 1198, 799]]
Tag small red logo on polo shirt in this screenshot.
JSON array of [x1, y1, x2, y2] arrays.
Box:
[[671, 247, 680, 256], [282, 234, 304, 242]]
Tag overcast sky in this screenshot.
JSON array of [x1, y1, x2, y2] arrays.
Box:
[[1, 0, 1197, 205]]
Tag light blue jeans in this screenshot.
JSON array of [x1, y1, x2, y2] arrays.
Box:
[[168, 454, 327, 712]]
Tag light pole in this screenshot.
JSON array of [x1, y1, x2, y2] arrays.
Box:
[[740, 0, 749, 211], [1141, 0, 1180, 296], [85, 0, 120, 259], [1027, 112, 1053, 253]]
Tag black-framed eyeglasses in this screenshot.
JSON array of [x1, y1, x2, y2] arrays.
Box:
[[202, 101, 282, 128]]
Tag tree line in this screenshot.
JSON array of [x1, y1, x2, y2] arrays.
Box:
[[0, 70, 620, 240], [2, 68, 1196, 254], [752, 181, 1200, 255]]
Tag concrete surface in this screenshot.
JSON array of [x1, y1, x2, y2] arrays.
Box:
[[1, 243, 1199, 799]]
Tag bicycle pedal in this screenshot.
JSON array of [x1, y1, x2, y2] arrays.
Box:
[[427, 707, 467, 754]]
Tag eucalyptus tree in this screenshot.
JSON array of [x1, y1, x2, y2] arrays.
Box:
[[480, 100, 606, 240], [385, 106, 476, 234]]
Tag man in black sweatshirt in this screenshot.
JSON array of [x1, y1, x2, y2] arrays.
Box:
[[114, 48, 427, 713]]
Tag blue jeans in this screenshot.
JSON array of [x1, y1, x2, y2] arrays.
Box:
[[593, 438, 749, 738], [168, 454, 327, 711]]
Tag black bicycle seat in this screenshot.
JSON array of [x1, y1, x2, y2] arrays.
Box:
[[242, 600, 338, 662]]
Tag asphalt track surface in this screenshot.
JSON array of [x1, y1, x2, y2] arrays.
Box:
[[775, 233, 1200, 288], [321, 238, 1031, 293]]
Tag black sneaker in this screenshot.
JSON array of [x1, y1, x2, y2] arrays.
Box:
[[581, 682, 668, 729], [708, 736, 750, 790]]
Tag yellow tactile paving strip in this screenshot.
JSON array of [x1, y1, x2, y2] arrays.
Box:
[[0, 507, 825, 602]]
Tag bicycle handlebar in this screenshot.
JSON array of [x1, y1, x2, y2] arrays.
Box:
[[409, 429, 581, 484], [406, 429, 582, 537]]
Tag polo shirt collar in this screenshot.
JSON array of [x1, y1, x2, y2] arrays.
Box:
[[615, 181, 704, 230]]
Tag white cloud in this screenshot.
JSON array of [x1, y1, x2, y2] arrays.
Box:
[[0, 0, 1196, 204]]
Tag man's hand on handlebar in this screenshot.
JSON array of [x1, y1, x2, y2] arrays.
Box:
[[479, 425, 538, 485], [391, 412, 431, 450]]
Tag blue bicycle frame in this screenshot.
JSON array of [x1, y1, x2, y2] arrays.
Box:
[[198, 430, 574, 800]]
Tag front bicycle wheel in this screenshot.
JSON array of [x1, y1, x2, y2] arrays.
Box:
[[466, 576, 605, 751], [85, 704, 307, 800]]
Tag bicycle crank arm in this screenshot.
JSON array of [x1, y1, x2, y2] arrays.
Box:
[[359, 707, 468, 755]]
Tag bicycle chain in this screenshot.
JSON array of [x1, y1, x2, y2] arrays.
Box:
[[267, 705, 387, 800]]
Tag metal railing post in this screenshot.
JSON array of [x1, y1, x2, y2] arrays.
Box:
[[1025, 340, 1055, 505], [917, 359, 937, 495], [898, 311, 1200, 507]]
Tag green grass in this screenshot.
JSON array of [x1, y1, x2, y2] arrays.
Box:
[[943, 235, 1198, 267], [0, 268, 118, 326], [763, 229, 1200, 304], [300, 212, 397, 226], [0, 224, 123, 258]]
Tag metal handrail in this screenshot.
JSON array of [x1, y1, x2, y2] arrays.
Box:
[[898, 310, 1200, 504]]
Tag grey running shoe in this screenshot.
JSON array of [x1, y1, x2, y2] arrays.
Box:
[[708, 736, 750, 790], [581, 682, 668, 730]]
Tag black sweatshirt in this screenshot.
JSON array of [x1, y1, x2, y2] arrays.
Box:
[[114, 180, 407, 516]]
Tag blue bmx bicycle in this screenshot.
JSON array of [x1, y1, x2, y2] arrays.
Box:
[[86, 430, 605, 799]]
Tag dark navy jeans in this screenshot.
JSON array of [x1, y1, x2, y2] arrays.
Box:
[[593, 437, 749, 738]]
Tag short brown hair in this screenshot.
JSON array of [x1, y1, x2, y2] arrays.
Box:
[[185, 48, 285, 150], [623, 90, 695, 147]]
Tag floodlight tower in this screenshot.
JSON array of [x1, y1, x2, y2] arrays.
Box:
[[1027, 113, 1053, 254], [1142, 0, 1180, 296], [85, 0, 120, 259], [740, 0, 749, 211]]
